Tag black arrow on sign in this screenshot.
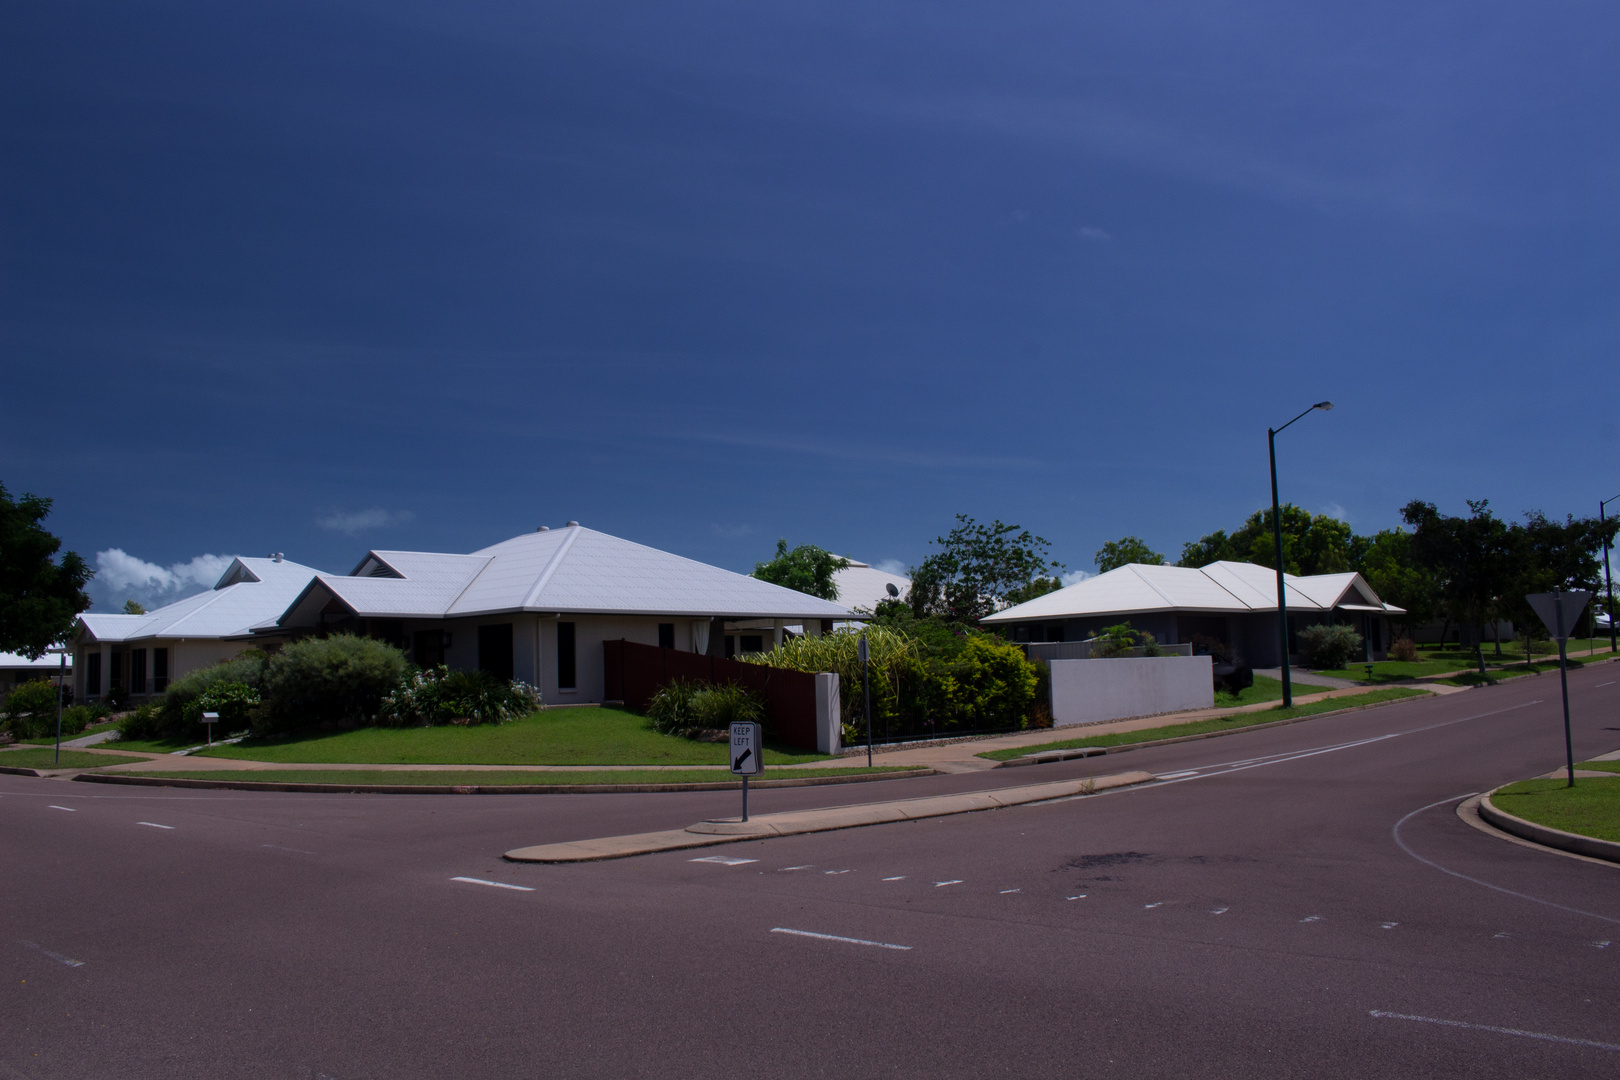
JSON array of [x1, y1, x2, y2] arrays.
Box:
[[733, 748, 753, 771]]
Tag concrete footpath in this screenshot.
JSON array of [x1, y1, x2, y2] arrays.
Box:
[[504, 769, 1157, 862]]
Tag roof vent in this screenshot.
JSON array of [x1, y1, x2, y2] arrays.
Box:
[[270, 553, 283, 562], [537, 525, 550, 532], [565, 520, 579, 527]]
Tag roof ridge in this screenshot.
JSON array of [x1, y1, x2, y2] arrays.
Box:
[[1197, 563, 1263, 611], [1125, 564, 1179, 609], [518, 526, 584, 610]]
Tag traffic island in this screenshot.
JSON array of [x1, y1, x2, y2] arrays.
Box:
[[503, 769, 1156, 862], [1477, 775, 1620, 865]]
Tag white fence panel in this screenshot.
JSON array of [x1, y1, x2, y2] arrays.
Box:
[[1049, 656, 1213, 727]]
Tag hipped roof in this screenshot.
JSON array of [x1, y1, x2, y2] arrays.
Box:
[[76, 557, 323, 644], [981, 560, 1404, 624], [275, 524, 854, 626]]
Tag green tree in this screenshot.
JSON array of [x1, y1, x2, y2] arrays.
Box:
[[750, 540, 850, 601], [122, 599, 146, 615], [1349, 527, 1439, 635], [909, 515, 1062, 624], [0, 483, 93, 658], [1179, 504, 1352, 575], [1094, 536, 1165, 573], [1401, 499, 1514, 650]]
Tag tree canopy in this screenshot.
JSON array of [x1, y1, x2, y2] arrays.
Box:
[[1178, 504, 1353, 576], [750, 540, 849, 601], [0, 483, 93, 658], [1094, 536, 1164, 573], [909, 515, 1063, 624]]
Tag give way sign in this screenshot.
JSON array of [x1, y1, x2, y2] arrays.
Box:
[[1525, 590, 1592, 642]]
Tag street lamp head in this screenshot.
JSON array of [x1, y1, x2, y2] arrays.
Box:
[[1313, 401, 1334, 411]]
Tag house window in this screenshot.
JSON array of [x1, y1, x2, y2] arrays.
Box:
[[658, 623, 675, 650], [109, 652, 123, 692], [740, 635, 763, 654], [153, 648, 169, 692], [414, 630, 445, 669], [129, 649, 147, 695], [86, 653, 101, 696], [557, 622, 576, 690], [478, 623, 514, 682], [724, 635, 735, 659]]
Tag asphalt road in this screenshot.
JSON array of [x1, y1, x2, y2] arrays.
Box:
[[5, 663, 1620, 1079]]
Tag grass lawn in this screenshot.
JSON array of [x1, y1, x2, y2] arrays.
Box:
[[1577, 759, 1620, 774], [1491, 776, 1620, 843], [115, 766, 915, 786], [1316, 641, 1612, 685], [20, 720, 120, 746], [977, 687, 1427, 761], [0, 747, 152, 769], [155, 706, 834, 766], [1214, 673, 1328, 708]]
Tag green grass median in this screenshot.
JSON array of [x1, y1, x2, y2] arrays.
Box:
[[112, 766, 917, 787], [1491, 777, 1620, 843], [976, 687, 1428, 761], [0, 748, 152, 770]]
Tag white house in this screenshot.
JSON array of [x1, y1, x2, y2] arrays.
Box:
[[0, 650, 72, 704], [265, 523, 854, 703], [832, 560, 910, 612], [982, 560, 1404, 666], [71, 555, 324, 702]]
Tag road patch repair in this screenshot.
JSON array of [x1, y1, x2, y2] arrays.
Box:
[[504, 770, 1155, 862]]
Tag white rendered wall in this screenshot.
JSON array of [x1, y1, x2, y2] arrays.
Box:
[[1049, 656, 1213, 727]]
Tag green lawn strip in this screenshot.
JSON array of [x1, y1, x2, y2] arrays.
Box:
[[1213, 674, 1328, 708], [977, 688, 1426, 761], [1577, 760, 1620, 774], [0, 748, 153, 770], [112, 766, 914, 786], [19, 720, 121, 746], [1490, 777, 1620, 843], [172, 706, 830, 766]]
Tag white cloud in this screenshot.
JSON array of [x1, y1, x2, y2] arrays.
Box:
[[316, 508, 415, 536], [91, 549, 236, 611], [1320, 502, 1349, 521], [873, 558, 909, 576], [1078, 225, 1112, 241], [1061, 569, 1093, 587]]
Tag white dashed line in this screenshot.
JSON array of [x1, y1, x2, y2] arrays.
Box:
[[1300, 915, 1323, 923], [1595, 941, 1612, 950], [771, 928, 912, 951], [136, 822, 174, 829], [1144, 902, 1164, 909], [1157, 771, 1199, 780], [47, 805, 76, 812], [934, 880, 964, 888], [262, 844, 315, 854], [999, 889, 1021, 894], [689, 856, 757, 866], [1380, 922, 1399, 930], [1210, 907, 1229, 915], [779, 865, 813, 872], [1369, 1010, 1620, 1052], [882, 876, 905, 881], [1598, 681, 1616, 688], [450, 876, 534, 892], [1066, 895, 1087, 900], [18, 940, 84, 968], [824, 869, 853, 875]]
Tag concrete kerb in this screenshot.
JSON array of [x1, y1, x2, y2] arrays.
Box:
[[502, 769, 1156, 863], [71, 767, 937, 796]]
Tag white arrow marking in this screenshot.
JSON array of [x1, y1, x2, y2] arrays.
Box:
[[450, 876, 534, 892]]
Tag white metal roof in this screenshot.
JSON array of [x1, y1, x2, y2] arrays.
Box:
[[279, 525, 855, 624], [832, 560, 911, 612], [76, 556, 324, 643], [982, 560, 1403, 623], [0, 650, 72, 670]]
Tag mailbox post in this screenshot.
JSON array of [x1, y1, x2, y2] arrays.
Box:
[[201, 711, 220, 748]]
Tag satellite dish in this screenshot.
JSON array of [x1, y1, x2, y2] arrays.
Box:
[[885, 583, 900, 598]]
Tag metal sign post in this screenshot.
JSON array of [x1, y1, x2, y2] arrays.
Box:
[[202, 711, 220, 748], [859, 634, 872, 768], [53, 649, 66, 766], [1525, 589, 1591, 788], [729, 720, 763, 821]]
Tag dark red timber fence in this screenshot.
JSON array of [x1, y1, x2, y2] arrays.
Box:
[[603, 640, 820, 751]]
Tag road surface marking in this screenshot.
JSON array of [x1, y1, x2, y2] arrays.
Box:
[[934, 880, 964, 888], [771, 928, 911, 951], [1381, 922, 1398, 930], [999, 889, 1021, 894], [882, 876, 905, 881], [1144, 902, 1164, 909], [778, 865, 812, 872], [1210, 907, 1229, 915], [1395, 795, 1620, 927], [450, 876, 535, 892], [689, 856, 757, 866], [1300, 915, 1323, 922], [47, 805, 76, 812], [1066, 895, 1087, 900], [824, 869, 853, 875], [1157, 771, 1199, 780], [136, 822, 174, 829], [18, 940, 84, 968], [1595, 941, 1612, 949], [1368, 1010, 1620, 1052], [263, 844, 315, 854], [1598, 681, 1616, 688]]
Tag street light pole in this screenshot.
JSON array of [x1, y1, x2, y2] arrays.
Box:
[[1602, 495, 1619, 654], [1268, 401, 1334, 708]]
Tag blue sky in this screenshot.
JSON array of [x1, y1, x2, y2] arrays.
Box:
[[4, 1, 1618, 611]]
